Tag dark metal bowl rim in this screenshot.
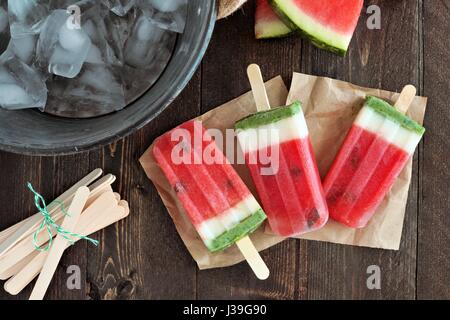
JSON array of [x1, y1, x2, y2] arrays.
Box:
[[0, 3, 216, 156]]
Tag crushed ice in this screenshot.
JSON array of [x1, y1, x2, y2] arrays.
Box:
[[0, 0, 187, 114]]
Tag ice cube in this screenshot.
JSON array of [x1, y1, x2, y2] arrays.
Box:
[[45, 62, 126, 117], [103, 0, 135, 17], [75, 64, 124, 98], [36, 9, 91, 78], [50, 0, 94, 10], [124, 14, 175, 68], [0, 83, 36, 108], [84, 42, 103, 64], [49, 1, 117, 65], [48, 0, 109, 33], [122, 11, 176, 102], [148, 0, 184, 12], [137, 0, 187, 33], [83, 15, 123, 66], [107, 6, 137, 59], [49, 0, 82, 10], [8, 0, 48, 39], [7, 34, 37, 63], [0, 53, 47, 110]]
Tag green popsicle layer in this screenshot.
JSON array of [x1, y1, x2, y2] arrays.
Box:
[[207, 209, 267, 253], [235, 101, 302, 131], [365, 96, 425, 136]]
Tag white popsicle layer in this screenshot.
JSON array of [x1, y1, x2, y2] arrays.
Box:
[[236, 112, 309, 154], [355, 104, 423, 155], [198, 195, 261, 244]]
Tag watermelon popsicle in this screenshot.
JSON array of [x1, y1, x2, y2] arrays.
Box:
[[153, 120, 269, 279], [235, 65, 328, 237], [324, 86, 425, 228]]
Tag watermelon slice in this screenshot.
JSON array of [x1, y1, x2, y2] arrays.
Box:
[[255, 0, 292, 39], [270, 0, 363, 55]]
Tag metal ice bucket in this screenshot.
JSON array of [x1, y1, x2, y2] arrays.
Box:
[[0, 1, 216, 155]]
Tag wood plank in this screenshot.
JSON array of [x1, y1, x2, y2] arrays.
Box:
[[85, 70, 202, 300], [0, 153, 90, 299], [0, 0, 447, 300], [303, 0, 420, 300], [197, 1, 304, 300], [417, 0, 450, 300], [0, 153, 41, 300], [42, 155, 90, 300]]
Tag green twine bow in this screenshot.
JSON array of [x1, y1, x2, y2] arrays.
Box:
[[27, 183, 99, 252]]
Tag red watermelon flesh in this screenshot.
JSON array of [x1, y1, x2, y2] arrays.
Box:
[[290, 0, 363, 35], [270, 0, 364, 55], [255, 0, 292, 39]]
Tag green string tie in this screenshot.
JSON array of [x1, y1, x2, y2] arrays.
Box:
[[27, 183, 99, 251]]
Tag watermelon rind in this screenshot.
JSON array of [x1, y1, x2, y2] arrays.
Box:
[[256, 19, 293, 39], [255, 0, 293, 39], [269, 0, 356, 55]]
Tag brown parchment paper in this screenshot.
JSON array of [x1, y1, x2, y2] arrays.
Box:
[[140, 77, 287, 270], [283, 73, 427, 250], [139, 73, 427, 270]]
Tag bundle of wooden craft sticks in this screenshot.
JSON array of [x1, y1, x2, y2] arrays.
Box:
[[0, 169, 130, 300]]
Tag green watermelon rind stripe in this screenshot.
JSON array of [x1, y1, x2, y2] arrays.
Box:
[[269, 0, 352, 56], [207, 209, 267, 252], [234, 102, 302, 131], [256, 19, 293, 39], [365, 96, 425, 136]]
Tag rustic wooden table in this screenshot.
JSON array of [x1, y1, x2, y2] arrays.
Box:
[[0, 0, 448, 300]]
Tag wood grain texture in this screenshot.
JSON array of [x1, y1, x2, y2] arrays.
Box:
[[0, 0, 447, 300], [85, 70, 202, 300], [417, 0, 450, 300], [0, 154, 90, 300], [302, 0, 421, 300], [42, 155, 91, 300], [198, 0, 303, 300]]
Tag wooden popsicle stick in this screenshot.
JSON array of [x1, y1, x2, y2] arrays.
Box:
[[0, 215, 36, 245], [0, 197, 71, 246], [247, 64, 271, 111], [0, 182, 116, 272], [6, 199, 128, 295], [70, 193, 121, 238], [0, 223, 64, 273], [241, 64, 271, 279], [118, 200, 130, 217], [394, 85, 417, 114], [85, 186, 114, 208], [5, 208, 124, 295], [88, 174, 116, 198], [85, 174, 116, 207], [241, 72, 414, 280], [0, 191, 118, 273], [5, 252, 46, 295], [29, 186, 90, 300], [20, 176, 115, 235], [0, 173, 112, 245], [0, 212, 69, 267], [0, 168, 102, 258], [0, 196, 72, 250], [0, 250, 40, 280], [33, 170, 108, 229], [0, 224, 24, 246], [236, 236, 270, 280]]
